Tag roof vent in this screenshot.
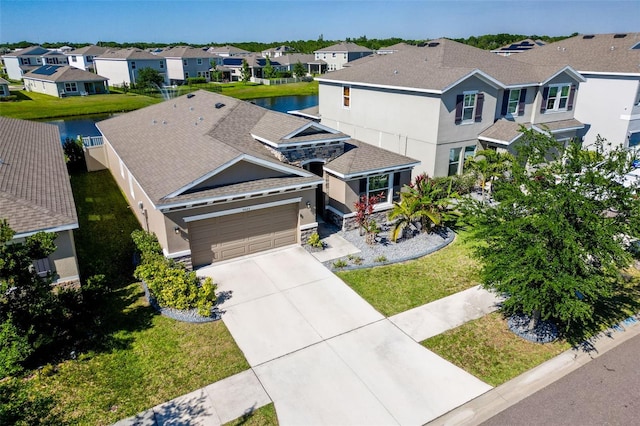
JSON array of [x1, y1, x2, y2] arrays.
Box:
[[427, 42, 440, 47], [582, 35, 595, 39], [186, 93, 195, 99], [215, 102, 225, 109], [614, 33, 627, 38]]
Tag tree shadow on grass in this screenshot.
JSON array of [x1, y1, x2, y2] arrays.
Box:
[[564, 279, 640, 348], [12, 91, 32, 101]]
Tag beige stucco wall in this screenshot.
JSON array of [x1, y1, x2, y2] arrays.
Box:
[[49, 230, 80, 283], [84, 144, 108, 171]]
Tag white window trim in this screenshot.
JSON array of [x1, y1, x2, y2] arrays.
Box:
[[545, 83, 571, 112], [506, 89, 521, 116], [197, 58, 203, 65], [461, 90, 478, 123], [342, 85, 351, 109], [367, 173, 392, 204], [128, 172, 135, 198]]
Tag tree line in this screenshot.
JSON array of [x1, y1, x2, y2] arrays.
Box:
[[0, 33, 575, 54]]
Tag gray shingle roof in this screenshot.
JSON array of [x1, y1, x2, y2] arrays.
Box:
[[0, 117, 78, 234], [96, 48, 160, 60], [2, 45, 49, 57], [66, 45, 110, 56], [325, 139, 419, 178], [159, 46, 220, 59], [479, 118, 584, 145], [23, 65, 108, 83], [317, 38, 576, 92], [207, 45, 251, 55], [315, 42, 373, 53], [513, 33, 640, 75], [97, 91, 321, 205]]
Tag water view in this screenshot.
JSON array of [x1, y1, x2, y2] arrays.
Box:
[[45, 95, 318, 143]]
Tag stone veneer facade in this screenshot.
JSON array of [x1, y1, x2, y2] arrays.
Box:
[[326, 208, 391, 232], [264, 142, 345, 166]]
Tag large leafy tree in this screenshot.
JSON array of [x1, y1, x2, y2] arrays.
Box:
[[0, 220, 59, 376], [467, 130, 640, 341], [293, 61, 306, 79], [240, 59, 251, 83], [135, 67, 164, 90]]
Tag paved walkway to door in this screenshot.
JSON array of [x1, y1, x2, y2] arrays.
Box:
[[115, 246, 495, 425]]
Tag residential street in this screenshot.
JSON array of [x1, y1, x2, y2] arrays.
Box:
[[483, 332, 640, 425]]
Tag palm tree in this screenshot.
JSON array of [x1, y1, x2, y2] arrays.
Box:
[[465, 149, 513, 202], [388, 194, 422, 242]]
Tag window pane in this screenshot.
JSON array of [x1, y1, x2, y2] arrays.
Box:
[[548, 87, 558, 97], [369, 174, 389, 191], [464, 93, 475, 107], [343, 86, 350, 96], [449, 147, 462, 162], [509, 90, 520, 102], [561, 85, 570, 96]]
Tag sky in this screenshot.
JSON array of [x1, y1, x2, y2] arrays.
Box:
[[0, 0, 638, 45]]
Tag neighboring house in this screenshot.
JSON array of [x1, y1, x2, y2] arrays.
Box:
[[0, 77, 9, 97], [159, 46, 222, 84], [261, 45, 294, 58], [2, 45, 52, 80], [94, 48, 168, 87], [66, 45, 110, 71], [0, 117, 81, 284], [314, 42, 374, 71], [93, 90, 417, 267], [491, 39, 546, 56], [512, 33, 640, 151], [23, 65, 109, 97], [264, 53, 316, 76], [221, 54, 287, 81], [316, 38, 585, 177], [41, 50, 69, 66], [206, 45, 252, 57]]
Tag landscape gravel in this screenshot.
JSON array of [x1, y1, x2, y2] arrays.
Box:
[[321, 225, 455, 271]]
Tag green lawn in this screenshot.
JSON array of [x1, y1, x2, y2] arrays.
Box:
[[0, 80, 318, 120], [223, 403, 279, 426], [19, 170, 250, 425], [337, 231, 481, 317], [422, 312, 571, 387], [0, 90, 161, 120]]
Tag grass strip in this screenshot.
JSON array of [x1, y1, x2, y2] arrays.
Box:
[[337, 231, 481, 317], [422, 312, 571, 387]]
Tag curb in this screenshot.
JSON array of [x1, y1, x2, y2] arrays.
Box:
[[428, 315, 640, 425]]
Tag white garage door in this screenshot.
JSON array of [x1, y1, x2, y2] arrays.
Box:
[[189, 203, 298, 266]]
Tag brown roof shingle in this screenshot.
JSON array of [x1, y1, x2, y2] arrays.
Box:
[[0, 117, 78, 234]]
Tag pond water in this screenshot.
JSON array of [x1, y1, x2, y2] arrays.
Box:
[[44, 113, 115, 144], [44, 94, 319, 143], [247, 94, 318, 113]]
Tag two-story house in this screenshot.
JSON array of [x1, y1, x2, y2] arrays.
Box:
[[94, 48, 168, 87], [316, 39, 585, 177], [2, 46, 54, 80], [206, 45, 252, 57], [159, 46, 222, 84], [512, 33, 640, 151], [65, 45, 110, 72], [314, 42, 374, 72]]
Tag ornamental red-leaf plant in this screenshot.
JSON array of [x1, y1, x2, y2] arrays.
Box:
[[354, 193, 383, 243]]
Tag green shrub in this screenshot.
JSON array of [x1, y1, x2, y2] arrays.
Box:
[[0, 319, 31, 378], [374, 255, 387, 263], [306, 232, 324, 248], [333, 259, 348, 269], [0, 95, 18, 102], [187, 77, 207, 85], [132, 231, 217, 316], [40, 363, 56, 377]]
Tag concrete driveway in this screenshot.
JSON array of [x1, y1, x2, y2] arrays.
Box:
[[198, 246, 491, 425]]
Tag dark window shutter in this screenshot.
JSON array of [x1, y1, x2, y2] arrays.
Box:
[[455, 95, 463, 124], [518, 88, 527, 116], [501, 90, 509, 116], [540, 87, 549, 113], [567, 84, 576, 110], [359, 178, 366, 195], [474, 93, 484, 122]]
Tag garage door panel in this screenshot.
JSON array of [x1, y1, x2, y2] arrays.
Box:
[[189, 203, 299, 266]]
